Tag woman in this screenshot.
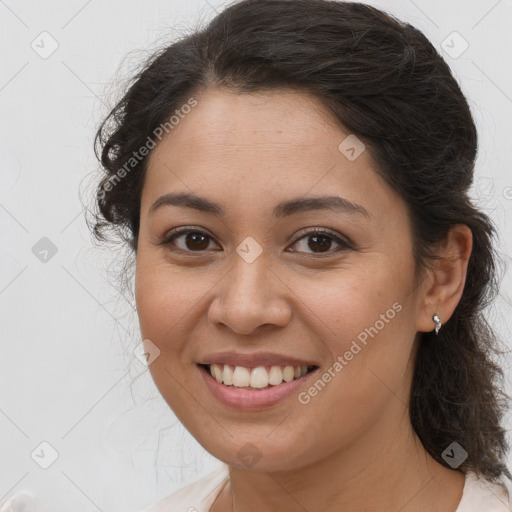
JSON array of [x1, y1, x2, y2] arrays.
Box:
[[91, 0, 512, 510]]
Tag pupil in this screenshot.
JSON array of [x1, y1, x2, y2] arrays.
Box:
[[308, 235, 331, 252], [186, 233, 209, 250]]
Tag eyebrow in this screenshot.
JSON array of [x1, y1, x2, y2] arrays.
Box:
[[148, 192, 370, 219]]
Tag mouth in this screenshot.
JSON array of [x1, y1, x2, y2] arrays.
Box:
[[198, 363, 319, 390]]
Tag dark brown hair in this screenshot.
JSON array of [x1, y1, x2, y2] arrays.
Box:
[[90, 0, 511, 482]]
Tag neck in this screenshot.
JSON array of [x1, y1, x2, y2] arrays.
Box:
[[212, 412, 465, 512]]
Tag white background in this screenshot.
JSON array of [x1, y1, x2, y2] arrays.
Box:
[[1, 0, 511, 510]]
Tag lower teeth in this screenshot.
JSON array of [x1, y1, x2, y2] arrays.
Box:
[[222, 383, 274, 390], [216, 376, 306, 389]]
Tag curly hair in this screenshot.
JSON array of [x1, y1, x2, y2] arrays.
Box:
[[90, 0, 511, 482]]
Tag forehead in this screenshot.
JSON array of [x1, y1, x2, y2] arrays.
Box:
[[185, 87, 338, 135], [148, 88, 346, 166], [141, 88, 402, 224]]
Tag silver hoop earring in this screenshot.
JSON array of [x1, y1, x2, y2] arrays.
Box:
[[433, 314, 442, 335]]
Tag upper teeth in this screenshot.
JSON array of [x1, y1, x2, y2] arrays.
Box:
[[209, 364, 310, 388]]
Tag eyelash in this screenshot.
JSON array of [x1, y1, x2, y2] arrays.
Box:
[[159, 227, 353, 256]]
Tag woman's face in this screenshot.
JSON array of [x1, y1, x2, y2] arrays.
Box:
[[135, 88, 428, 471]]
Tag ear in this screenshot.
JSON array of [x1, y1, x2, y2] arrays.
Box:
[[416, 224, 473, 334]]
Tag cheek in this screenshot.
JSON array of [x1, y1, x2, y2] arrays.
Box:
[[134, 254, 208, 416], [293, 260, 411, 349], [134, 254, 205, 355], [291, 258, 417, 402], [288, 279, 416, 462]]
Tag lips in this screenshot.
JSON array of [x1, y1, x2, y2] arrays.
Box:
[[195, 351, 320, 407], [198, 362, 320, 408]]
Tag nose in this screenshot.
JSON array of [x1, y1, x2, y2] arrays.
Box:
[[207, 250, 293, 336]]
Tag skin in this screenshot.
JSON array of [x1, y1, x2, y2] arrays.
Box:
[[134, 88, 473, 511]]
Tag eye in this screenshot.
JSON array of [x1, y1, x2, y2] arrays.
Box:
[[287, 228, 353, 255], [159, 228, 220, 252], [159, 226, 353, 256]]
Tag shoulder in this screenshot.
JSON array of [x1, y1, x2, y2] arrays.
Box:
[[456, 471, 512, 512], [140, 464, 230, 512]]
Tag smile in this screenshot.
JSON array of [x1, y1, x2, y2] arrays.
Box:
[[197, 362, 320, 409], [203, 363, 316, 389]]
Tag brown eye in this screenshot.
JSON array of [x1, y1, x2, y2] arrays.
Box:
[[288, 229, 352, 256], [160, 229, 219, 252], [183, 232, 210, 250], [306, 234, 333, 253]]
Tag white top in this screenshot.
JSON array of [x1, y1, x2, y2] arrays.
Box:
[[141, 463, 512, 512]]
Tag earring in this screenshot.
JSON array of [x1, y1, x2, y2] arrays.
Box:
[[433, 314, 442, 335]]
